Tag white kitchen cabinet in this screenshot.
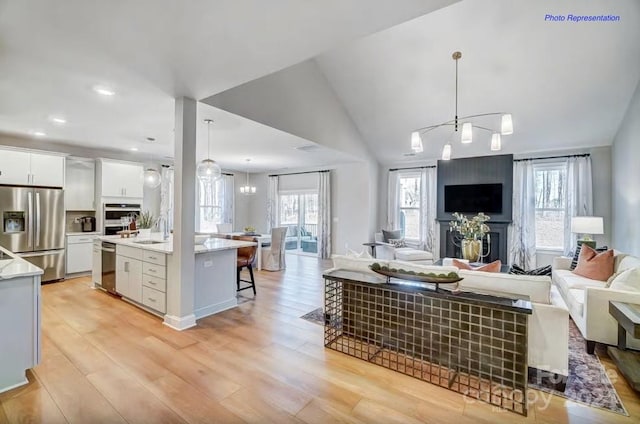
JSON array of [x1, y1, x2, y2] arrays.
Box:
[[0, 150, 30, 185], [0, 149, 64, 187], [65, 158, 95, 210], [100, 160, 143, 198], [30, 153, 65, 187], [116, 251, 142, 303], [66, 234, 97, 274]]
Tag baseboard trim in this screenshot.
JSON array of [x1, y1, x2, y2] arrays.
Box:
[[163, 314, 197, 331], [194, 298, 238, 320], [0, 376, 28, 394]]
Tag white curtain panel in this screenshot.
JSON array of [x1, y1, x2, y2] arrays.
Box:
[[387, 170, 400, 230], [564, 156, 593, 255], [222, 174, 235, 226], [420, 167, 438, 258], [317, 171, 331, 259], [509, 160, 537, 270], [267, 175, 279, 231], [159, 166, 174, 231]]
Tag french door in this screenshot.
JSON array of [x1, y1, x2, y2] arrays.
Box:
[[279, 191, 318, 253]]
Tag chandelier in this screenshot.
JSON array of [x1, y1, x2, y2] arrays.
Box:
[[239, 159, 256, 195], [410, 51, 513, 160]]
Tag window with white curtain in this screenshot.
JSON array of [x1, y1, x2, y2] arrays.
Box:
[[197, 177, 226, 232], [398, 173, 421, 241], [534, 162, 566, 249]]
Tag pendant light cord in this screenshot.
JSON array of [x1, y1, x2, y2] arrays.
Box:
[[207, 121, 211, 158], [454, 53, 459, 132]]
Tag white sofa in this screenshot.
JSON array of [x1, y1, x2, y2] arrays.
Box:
[[330, 255, 570, 383], [552, 252, 640, 353], [373, 233, 434, 264]]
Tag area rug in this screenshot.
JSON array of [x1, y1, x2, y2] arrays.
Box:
[[301, 308, 628, 415]]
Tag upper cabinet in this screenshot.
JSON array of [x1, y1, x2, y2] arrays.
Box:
[[65, 158, 95, 211], [0, 148, 64, 187], [98, 159, 143, 198]]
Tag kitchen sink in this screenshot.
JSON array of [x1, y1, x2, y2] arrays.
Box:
[[133, 240, 165, 245]]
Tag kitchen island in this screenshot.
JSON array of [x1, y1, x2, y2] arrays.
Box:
[[95, 235, 255, 330], [0, 245, 43, 393]]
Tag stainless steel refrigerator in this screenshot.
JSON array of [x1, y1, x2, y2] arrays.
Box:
[[0, 186, 65, 282]]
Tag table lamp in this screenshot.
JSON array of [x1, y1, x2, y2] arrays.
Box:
[[571, 216, 604, 249]]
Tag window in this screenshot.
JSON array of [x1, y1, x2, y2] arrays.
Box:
[[398, 173, 421, 240], [197, 177, 226, 232], [534, 163, 566, 249]]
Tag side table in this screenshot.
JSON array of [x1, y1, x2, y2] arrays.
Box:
[[362, 242, 382, 258], [607, 301, 640, 392]]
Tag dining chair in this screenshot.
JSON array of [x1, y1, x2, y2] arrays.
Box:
[[261, 227, 287, 271], [216, 223, 233, 233], [232, 235, 258, 295]]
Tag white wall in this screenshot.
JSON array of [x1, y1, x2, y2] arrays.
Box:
[[377, 147, 613, 264], [612, 81, 640, 256]]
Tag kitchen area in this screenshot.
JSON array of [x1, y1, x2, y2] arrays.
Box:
[[0, 144, 256, 394]]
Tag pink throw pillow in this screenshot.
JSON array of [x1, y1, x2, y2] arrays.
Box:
[[452, 259, 502, 273], [572, 245, 614, 281]]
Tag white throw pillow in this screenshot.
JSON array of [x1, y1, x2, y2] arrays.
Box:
[[608, 266, 640, 292]]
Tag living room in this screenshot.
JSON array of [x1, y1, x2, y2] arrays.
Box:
[[1, 1, 639, 423]]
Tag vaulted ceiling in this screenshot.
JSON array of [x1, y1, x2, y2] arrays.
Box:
[[1, 0, 638, 170]]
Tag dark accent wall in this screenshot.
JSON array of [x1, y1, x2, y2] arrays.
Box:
[[437, 154, 513, 264], [437, 154, 513, 223]]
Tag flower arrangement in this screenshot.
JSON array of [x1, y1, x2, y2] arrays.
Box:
[[244, 225, 256, 233], [449, 212, 491, 241]]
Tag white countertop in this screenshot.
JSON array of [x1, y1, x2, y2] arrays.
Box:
[[96, 235, 255, 254], [0, 245, 44, 280], [67, 232, 102, 236]]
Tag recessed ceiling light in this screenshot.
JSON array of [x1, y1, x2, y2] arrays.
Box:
[[130, 147, 139, 152], [93, 85, 115, 96], [32, 131, 46, 137], [49, 116, 66, 125]]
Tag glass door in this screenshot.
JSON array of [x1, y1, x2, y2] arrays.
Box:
[[279, 191, 318, 254]]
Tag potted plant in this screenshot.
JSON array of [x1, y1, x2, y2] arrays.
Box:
[[137, 210, 155, 238], [449, 212, 491, 262]]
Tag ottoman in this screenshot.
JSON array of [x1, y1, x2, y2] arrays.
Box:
[[395, 248, 434, 264]]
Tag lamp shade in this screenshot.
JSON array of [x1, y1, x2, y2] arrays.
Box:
[[410, 131, 422, 151], [501, 114, 513, 135], [461, 123, 473, 144], [490, 133, 501, 151], [441, 144, 452, 160], [571, 216, 603, 235]]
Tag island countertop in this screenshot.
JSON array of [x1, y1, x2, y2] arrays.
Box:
[[96, 235, 255, 254], [0, 245, 44, 281]]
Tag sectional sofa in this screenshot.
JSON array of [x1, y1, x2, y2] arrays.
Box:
[[553, 251, 640, 352]]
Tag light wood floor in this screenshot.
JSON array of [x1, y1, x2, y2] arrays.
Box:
[[1, 255, 639, 423]]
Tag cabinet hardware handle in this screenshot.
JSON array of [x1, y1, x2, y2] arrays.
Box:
[[148, 297, 156, 302], [148, 280, 156, 285]]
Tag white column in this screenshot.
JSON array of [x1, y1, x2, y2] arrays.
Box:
[[164, 97, 197, 330]]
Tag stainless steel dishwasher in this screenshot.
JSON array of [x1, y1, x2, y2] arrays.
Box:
[[101, 242, 117, 294]]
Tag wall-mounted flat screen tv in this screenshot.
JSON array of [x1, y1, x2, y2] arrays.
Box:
[[444, 183, 503, 214]]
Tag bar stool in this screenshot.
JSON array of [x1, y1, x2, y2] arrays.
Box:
[[232, 235, 258, 295]]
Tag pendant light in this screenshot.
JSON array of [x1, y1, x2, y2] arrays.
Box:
[[197, 119, 222, 180], [143, 166, 162, 188], [239, 158, 257, 195], [140, 140, 161, 189]]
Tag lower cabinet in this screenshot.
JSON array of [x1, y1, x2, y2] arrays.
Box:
[[66, 234, 98, 274], [116, 245, 166, 314]]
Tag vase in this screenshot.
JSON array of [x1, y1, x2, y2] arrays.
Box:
[[461, 239, 481, 262], [138, 228, 151, 238]]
